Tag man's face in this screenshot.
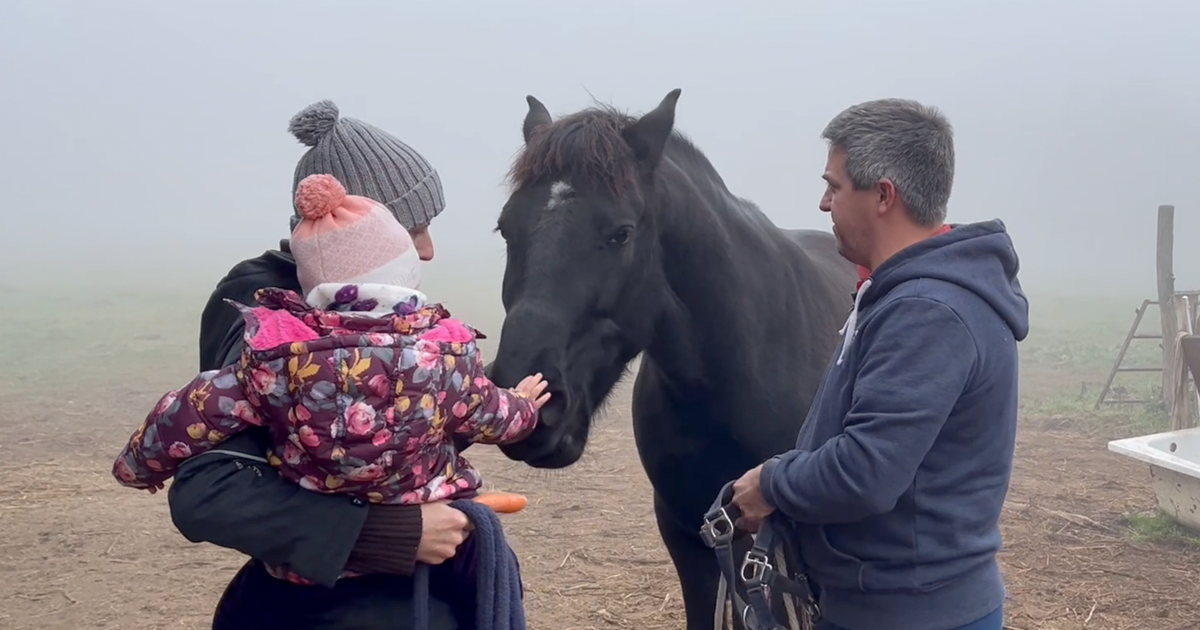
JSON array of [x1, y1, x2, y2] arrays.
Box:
[[409, 226, 435, 261], [819, 146, 877, 267]]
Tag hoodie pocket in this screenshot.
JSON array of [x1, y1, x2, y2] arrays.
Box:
[[803, 526, 868, 593]]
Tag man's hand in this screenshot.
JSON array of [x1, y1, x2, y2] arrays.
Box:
[[416, 502, 472, 565], [731, 463, 775, 533]]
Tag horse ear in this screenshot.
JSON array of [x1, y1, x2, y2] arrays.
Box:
[[523, 95, 553, 144], [622, 88, 682, 169]]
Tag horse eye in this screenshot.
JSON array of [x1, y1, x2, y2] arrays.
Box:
[[607, 227, 632, 246]]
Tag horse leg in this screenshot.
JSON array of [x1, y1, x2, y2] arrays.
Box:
[[654, 491, 725, 630]]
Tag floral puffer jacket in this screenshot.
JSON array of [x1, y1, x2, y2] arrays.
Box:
[[112, 283, 540, 507]]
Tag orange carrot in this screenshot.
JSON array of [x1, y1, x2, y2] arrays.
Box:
[[472, 492, 528, 514]]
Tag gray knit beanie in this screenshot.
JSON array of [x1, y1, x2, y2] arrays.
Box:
[[288, 100, 445, 231]]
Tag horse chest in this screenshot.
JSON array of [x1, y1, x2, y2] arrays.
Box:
[[628, 365, 780, 519]]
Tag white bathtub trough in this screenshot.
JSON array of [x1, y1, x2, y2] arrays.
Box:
[[1108, 428, 1200, 532]]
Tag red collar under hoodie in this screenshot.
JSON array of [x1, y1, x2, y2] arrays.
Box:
[[855, 224, 953, 292]]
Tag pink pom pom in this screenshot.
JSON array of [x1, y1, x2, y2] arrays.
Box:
[[295, 174, 347, 220]]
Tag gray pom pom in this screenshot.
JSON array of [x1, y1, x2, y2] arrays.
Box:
[[288, 100, 340, 147]]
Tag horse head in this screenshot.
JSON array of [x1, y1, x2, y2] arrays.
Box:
[[488, 89, 684, 468]]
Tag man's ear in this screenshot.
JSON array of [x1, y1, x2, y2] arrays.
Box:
[[876, 178, 899, 216]]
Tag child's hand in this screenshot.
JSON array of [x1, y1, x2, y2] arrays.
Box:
[[146, 482, 165, 494], [514, 373, 552, 409]]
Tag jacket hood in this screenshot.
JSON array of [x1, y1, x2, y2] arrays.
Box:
[[861, 219, 1029, 341]]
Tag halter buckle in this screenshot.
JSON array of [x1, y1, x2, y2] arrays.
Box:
[[701, 507, 737, 547], [741, 550, 773, 583]]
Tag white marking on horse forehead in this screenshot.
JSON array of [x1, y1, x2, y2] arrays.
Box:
[[546, 180, 573, 210]]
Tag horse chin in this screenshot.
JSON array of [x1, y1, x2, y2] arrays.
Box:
[[523, 433, 586, 469], [498, 396, 589, 469]]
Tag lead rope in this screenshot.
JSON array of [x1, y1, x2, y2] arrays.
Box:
[[725, 582, 735, 630], [773, 546, 804, 630], [715, 573, 729, 630]]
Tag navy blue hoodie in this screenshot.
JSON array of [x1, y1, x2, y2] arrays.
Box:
[[759, 219, 1029, 630]]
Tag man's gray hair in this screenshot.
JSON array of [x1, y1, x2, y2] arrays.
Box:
[[821, 98, 955, 226]]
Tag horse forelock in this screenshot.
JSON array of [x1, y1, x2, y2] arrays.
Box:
[[503, 100, 764, 259], [506, 106, 645, 203]]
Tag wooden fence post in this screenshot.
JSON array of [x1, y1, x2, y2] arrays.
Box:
[[1157, 204, 1178, 414], [1172, 297, 1198, 430]]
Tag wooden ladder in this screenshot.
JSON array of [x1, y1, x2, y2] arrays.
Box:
[[1094, 299, 1163, 409]]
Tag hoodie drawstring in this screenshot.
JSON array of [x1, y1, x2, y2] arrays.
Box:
[[836, 277, 872, 366]]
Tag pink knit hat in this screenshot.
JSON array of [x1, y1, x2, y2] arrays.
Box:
[[290, 173, 422, 297]]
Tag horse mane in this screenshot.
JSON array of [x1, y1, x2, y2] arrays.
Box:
[[507, 103, 710, 203]]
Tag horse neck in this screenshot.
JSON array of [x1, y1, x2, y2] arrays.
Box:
[[641, 152, 797, 392]]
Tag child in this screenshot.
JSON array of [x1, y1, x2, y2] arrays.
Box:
[[112, 173, 550, 587]]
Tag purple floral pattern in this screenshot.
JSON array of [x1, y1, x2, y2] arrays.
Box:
[[113, 284, 541, 573]]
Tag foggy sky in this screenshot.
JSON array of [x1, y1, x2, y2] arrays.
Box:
[[3, 0, 1198, 311]]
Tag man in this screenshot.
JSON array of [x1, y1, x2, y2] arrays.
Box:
[[730, 98, 1029, 630], [170, 100, 471, 629]]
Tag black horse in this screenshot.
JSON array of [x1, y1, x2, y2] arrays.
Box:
[[487, 89, 858, 630]]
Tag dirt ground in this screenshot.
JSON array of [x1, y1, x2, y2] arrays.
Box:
[[3, 374, 1200, 629]]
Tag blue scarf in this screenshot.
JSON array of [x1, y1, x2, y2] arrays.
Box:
[[413, 500, 526, 630]]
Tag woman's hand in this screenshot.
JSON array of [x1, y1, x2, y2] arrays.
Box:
[[416, 502, 472, 565]]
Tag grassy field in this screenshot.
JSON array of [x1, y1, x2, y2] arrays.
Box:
[[1018, 294, 1169, 424], [1, 285, 1199, 629]]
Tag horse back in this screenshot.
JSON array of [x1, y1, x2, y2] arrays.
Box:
[[688, 226, 855, 457], [783, 228, 858, 297]]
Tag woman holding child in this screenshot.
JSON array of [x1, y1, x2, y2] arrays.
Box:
[[114, 101, 530, 630]]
